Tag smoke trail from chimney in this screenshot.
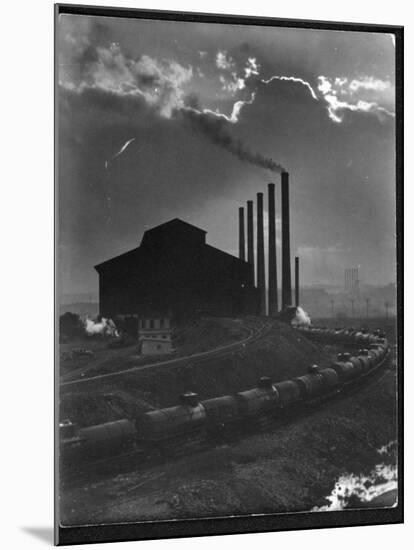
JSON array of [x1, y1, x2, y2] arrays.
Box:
[[181, 108, 285, 173]]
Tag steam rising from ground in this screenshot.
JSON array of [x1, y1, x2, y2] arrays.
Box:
[[312, 441, 397, 511], [312, 463, 397, 511], [84, 317, 119, 337], [291, 306, 311, 327]]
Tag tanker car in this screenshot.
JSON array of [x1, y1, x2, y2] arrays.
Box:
[[60, 326, 390, 463]]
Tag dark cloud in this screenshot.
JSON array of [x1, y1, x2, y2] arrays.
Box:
[[239, 42, 251, 54], [58, 85, 269, 283], [57, 14, 396, 295]]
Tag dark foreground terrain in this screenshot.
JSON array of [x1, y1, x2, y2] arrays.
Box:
[[60, 360, 397, 525]]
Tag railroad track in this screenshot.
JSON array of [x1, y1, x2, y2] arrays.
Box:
[[61, 317, 274, 388], [62, 346, 393, 488]]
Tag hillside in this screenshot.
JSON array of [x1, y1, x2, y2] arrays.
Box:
[[60, 317, 332, 427]]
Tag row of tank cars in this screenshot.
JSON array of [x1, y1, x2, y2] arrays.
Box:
[[60, 326, 390, 465]]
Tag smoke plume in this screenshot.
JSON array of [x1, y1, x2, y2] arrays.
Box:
[[84, 317, 119, 337], [181, 107, 285, 173], [60, 19, 287, 175]]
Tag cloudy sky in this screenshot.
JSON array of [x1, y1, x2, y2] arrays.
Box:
[[57, 14, 396, 298]]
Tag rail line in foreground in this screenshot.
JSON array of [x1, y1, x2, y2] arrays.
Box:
[[60, 318, 274, 388]]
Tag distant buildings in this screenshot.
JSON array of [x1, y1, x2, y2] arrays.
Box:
[[299, 283, 396, 320], [344, 267, 360, 296]]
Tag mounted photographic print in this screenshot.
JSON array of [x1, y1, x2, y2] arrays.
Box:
[[55, 4, 403, 546]]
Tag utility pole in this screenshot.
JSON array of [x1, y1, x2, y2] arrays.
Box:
[[366, 298, 370, 319], [330, 299, 335, 318], [350, 298, 355, 318]]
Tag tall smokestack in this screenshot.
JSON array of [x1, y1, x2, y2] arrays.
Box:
[[268, 183, 278, 316], [257, 192, 266, 315], [247, 200, 254, 283], [281, 171, 292, 309], [238, 207, 245, 261], [295, 256, 299, 307]]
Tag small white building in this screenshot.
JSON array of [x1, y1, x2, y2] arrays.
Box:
[[138, 317, 173, 355]]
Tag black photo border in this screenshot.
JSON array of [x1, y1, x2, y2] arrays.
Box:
[[54, 3, 404, 545]]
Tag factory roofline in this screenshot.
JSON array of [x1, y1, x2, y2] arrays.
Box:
[[94, 218, 243, 272], [141, 218, 207, 237]]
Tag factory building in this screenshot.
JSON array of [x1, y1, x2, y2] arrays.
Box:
[[138, 317, 173, 355], [95, 218, 258, 320]]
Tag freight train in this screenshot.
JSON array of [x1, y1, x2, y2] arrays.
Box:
[[60, 326, 390, 463]]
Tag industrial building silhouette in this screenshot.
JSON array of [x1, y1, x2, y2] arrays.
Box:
[[95, 218, 258, 320], [95, 172, 298, 321]]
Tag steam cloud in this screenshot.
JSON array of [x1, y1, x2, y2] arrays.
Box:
[[317, 75, 395, 123], [291, 306, 312, 327], [182, 106, 286, 173], [84, 317, 119, 337], [312, 462, 397, 511]]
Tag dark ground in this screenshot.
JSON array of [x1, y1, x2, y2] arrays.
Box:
[[60, 362, 397, 525], [59, 316, 398, 525]]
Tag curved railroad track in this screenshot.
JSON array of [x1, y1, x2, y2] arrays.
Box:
[[62, 348, 392, 488], [61, 317, 274, 388], [61, 324, 393, 487]]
